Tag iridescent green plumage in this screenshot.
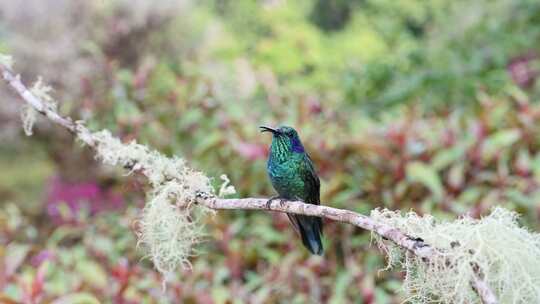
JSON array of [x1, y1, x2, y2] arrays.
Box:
[[260, 125, 323, 255]]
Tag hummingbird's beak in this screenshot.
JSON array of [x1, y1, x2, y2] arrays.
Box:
[[259, 126, 279, 134]]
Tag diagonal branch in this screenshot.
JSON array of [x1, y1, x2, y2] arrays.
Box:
[[0, 61, 498, 304]]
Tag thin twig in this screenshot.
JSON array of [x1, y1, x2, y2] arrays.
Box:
[[0, 61, 498, 304]]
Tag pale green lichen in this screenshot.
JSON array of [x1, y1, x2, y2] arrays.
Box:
[[20, 104, 37, 136], [30, 77, 56, 109], [20, 77, 57, 136], [137, 182, 208, 275], [218, 174, 236, 197], [88, 130, 214, 277], [371, 207, 540, 304]]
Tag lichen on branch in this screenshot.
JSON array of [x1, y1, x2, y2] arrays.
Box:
[[0, 52, 513, 303], [0, 52, 228, 278], [371, 207, 540, 304], [91, 130, 217, 277], [20, 76, 56, 136]]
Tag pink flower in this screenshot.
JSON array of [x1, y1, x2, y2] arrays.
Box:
[[233, 141, 267, 160], [508, 52, 538, 89], [45, 175, 124, 223]]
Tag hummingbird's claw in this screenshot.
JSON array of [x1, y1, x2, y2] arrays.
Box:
[[266, 196, 281, 209]]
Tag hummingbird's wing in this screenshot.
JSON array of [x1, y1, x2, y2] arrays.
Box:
[[299, 153, 323, 237], [302, 153, 320, 205], [285, 154, 320, 236]]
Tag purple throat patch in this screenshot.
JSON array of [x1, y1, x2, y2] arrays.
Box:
[[291, 137, 305, 153]]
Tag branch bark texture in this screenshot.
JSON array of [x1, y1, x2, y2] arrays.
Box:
[[0, 61, 498, 304], [198, 196, 437, 258]]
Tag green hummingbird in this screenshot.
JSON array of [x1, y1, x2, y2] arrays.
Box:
[[260, 125, 323, 255]]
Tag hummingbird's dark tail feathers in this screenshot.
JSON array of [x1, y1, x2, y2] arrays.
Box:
[[297, 215, 324, 255]]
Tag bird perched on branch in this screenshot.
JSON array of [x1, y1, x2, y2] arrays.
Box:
[[260, 125, 323, 255]]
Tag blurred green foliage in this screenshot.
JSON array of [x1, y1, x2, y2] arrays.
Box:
[[209, 0, 540, 112], [1, 0, 540, 303]]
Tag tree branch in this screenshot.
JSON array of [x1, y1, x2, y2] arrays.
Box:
[[197, 196, 437, 258], [197, 196, 498, 304], [0, 60, 498, 304]]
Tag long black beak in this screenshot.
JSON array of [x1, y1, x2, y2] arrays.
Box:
[[259, 126, 279, 134]]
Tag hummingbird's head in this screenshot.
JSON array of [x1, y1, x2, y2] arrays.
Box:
[[260, 125, 305, 156]]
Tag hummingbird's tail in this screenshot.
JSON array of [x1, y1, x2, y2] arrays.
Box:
[[296, 215, 324, 255]]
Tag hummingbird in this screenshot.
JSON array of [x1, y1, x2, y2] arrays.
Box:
[[260, 125, 323, 255]]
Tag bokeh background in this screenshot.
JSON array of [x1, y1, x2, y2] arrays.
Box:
[[1, 0, 540, 303]]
